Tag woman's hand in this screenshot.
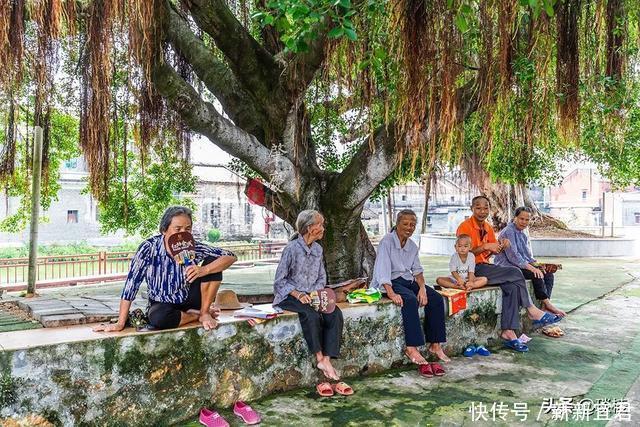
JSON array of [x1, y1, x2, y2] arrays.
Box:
[[529, 266, 544, 279], [185, 265, 205, 282], [387, 290, 403, 307], [93, 322, 125, 332], [297, 292, 312, 304], [417, 287, 428, 307], [483, 242, 502, 253]]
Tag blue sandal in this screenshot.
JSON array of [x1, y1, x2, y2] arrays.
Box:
[[532, 312, 562, 329], [463, 345, 476, 357], [503, 339, 529, 352], [475, 345, 491, 356]]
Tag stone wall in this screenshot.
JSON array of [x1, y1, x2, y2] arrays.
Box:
[[0, 288, 529, 426]]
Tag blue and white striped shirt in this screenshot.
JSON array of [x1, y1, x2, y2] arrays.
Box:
[[121, 235, 235, 304]]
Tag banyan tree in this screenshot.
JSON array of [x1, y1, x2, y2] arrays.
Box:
[[1, 0, 639, 281]]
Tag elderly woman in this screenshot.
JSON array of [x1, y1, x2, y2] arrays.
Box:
[[494, 206, 566, 317], [94, 206, 237, 332], [371, 209, 448, 377], [273, 210, 350, 394]]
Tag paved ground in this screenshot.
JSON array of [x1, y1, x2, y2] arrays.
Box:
[[1, 256, 636, 330], [181, 258, 640, 426]]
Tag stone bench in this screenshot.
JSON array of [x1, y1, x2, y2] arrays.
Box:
[[0, 284, 535, 426]]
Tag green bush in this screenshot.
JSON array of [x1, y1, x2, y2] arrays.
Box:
[[207, 228, 221, 243]]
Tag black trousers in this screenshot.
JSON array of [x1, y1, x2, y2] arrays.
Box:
[[391, 277, 446, 347], [148, 257, 222, 330], [521, 269, 555, 301], [278, 295, 344, 358]]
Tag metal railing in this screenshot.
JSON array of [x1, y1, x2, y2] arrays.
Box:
[[0, 241, 289, 286]]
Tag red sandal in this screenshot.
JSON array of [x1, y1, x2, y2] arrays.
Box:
[[418, 363, 434, 378], [431, 362, 446, 376]]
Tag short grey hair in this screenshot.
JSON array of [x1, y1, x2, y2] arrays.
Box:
[[396, 209, 417, 223], [296, 209, 322, 236], [159, 206, 193, 233], [514, 206, 534, 218]]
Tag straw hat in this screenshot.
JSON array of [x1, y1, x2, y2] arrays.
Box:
[[214, 289, 250, 310]]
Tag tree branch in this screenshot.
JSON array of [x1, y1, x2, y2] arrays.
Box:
[[151, 60, 298, 195], [329, 125, 401, 211], [333, 78, 481, 211], [164, 3, 268, 142], [182, 0, 285, 110]]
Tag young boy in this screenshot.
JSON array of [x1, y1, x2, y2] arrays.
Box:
[[436, 234, 488, 291], [455, 195, 561, 352]]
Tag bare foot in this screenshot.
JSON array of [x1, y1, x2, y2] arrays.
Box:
[[428, 344, 451, 362], [404, 347, 428, 365], [186, 308, 201, 316], [544, 302, 566, 317], [501, 330, 517, 341], [317, 359, 339, 380]]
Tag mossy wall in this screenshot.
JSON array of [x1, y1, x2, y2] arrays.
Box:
[[0, 286, 531, 426]]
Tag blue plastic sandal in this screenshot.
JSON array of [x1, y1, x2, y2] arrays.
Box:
[[463, 345, 476, 357], [475, 345, 491, 356], [532, 312, 562, 329], [503, 339, 529, 352]]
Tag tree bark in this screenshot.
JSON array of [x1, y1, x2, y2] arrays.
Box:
[[153, 1, 481, 282], [420, 174, 432, 233]]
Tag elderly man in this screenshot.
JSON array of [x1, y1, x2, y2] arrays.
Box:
[[371, 209, 448, 377], [94, 206, 237, 332]]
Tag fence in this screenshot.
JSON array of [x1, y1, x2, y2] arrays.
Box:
[[0, 241, 288, 287]]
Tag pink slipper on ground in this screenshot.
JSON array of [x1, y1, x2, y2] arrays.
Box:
[[233, 401, 262, 425], [199, 408, 229, 427]]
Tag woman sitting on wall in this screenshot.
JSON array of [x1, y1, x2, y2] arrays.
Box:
[[94, 206, 237, 332], [494, 206, 566, 317], [273, 209, 353, 396], [370, 209, 448, 377]]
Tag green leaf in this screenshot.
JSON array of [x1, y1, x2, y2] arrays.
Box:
[[455, 14, 468, 33], [344, 27, 357, 41], [328, 27, 344, 38], [339, 0, 351, 8]]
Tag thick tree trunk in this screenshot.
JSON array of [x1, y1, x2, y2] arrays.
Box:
[[320, 207, 376, 284]]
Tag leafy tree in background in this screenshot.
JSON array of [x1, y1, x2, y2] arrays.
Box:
[[1, 0, 639, 281]]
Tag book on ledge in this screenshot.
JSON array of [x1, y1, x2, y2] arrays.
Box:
[[233, 304, 284, 319]]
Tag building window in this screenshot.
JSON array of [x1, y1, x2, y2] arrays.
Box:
[[635, 213, 640, 224], [450, 196, 455, 202], [581, 190, 588, 200], [400, 194, 407, 202], [67, 210, 78, 223], [210, 200, 221, 228], [244, 203, 252, 224]]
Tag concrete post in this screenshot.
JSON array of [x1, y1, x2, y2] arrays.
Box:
[[27, 126, 44, 297]]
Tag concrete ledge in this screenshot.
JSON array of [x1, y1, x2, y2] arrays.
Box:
[[420, 233, 638, 257], [0, 287, 530, 426]]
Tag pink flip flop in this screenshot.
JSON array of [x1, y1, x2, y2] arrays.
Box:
[[233, 401, 261, 425], [199, 408, 229, 427]]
